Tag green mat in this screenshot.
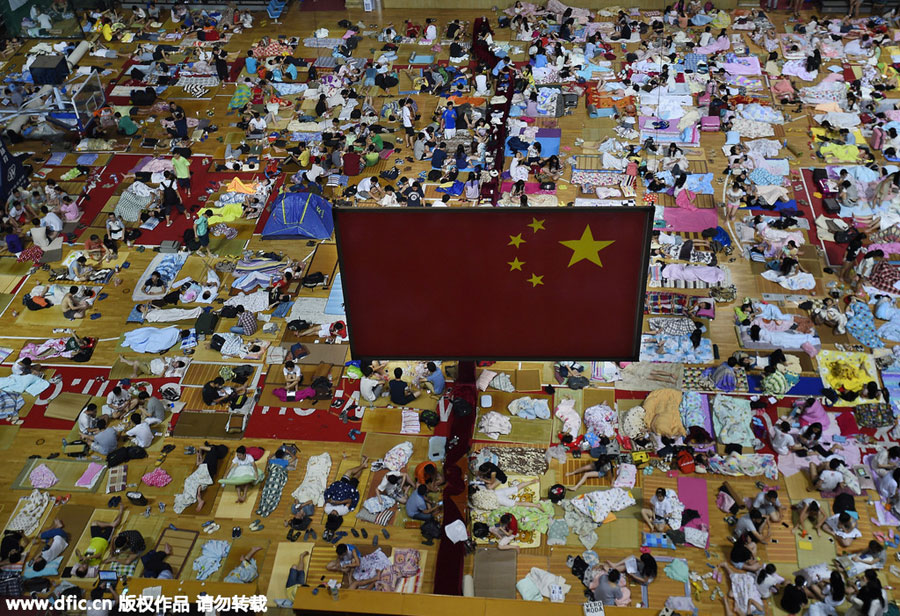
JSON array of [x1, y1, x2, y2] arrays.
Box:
[[594, 488, 642, 548]]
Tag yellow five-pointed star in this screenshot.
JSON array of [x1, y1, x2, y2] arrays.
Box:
[[508, 257, 525, 271], [508, 233, 525, 248], [559, 225, 614, 268], [528, 218, 546, 233], [527, 273, 544, 287]]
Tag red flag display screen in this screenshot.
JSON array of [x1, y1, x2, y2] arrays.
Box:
[[333, 207, 653, 360]]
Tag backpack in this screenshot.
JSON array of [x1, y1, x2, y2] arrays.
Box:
[[195, 310, 219, 335], [452, 398, 473, 418], [548, 484, 566, 504], [303, 272, 325, 287], [106, 447, 131, 468], [311, 376, 332, 398], [24, 295, 51, 311], [420, 410, 439, 428], [210, 334, 226, 352], [160, 384, 181, 401], [220, 305, 239, 319], [420, 519, 442, 540], [183, 228, 200, 251], [380, 167, 399, 180], [540, 181, 555, 190], [288, 319, 311, 332]]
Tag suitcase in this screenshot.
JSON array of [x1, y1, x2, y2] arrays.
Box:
[[159, 240, 180, 253], [823, 198, 841, 214]]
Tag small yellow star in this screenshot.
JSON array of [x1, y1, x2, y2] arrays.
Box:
[[559, 225, 615, 268], [527, 273, 544, 287], [508, 257, 525, 271], [528, 218, 546, 233], [508, 233, 525, 248]]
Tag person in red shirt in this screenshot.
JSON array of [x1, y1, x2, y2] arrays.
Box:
[[557, 432, 584, 454], [84, 234, 108, 264], [489, 513, 519, 550]]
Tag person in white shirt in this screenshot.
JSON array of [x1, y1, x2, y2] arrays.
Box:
[[641, 488, 674, 532], [40, 207, 63, 234], [822, 511, 861, 547], [423, 19, 437, 42], [304, 164, 325, 184], [283, 360, 302, 393], [359, 366, 386, 403], [103, 386, 135, 419], [872, 446, 900, 478], [248, 114, 267, 136], [356, 176, 384, 201], [809, 458, 845, 493], [401, 101, 414, 148], [878, 468, 900, 506], [228, 446, 258, 504], [770, 421, 801, 455], [11, 357, 42, 377], [77, 403, 98, 437], [509, 152, 529, 183], [752, 489, 783, 522], [29, 518, 69, 573], [125, 413, 156, 448]]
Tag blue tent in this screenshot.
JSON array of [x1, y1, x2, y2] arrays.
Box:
[[262, 192, 334, 240]]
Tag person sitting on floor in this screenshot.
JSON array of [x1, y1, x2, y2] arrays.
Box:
[[808, 458, 847, 494], [389, 367, 421, 406], [406, 484, 442, 523], [283, 360, 302, 393], [326, 543, 361, 575], [61, 285, 90, 319], [125, 413, 156, 449], [108, 529, 146, 566], [85, 418, 118, 455], [733, 508, 771, 544], [641, 488, 675, 532], [821, 511, 861, 548], [752, 489, 784, 523]]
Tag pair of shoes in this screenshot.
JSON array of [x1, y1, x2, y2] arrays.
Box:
[[204, 523, 220, 534], [232, 526, 242, 538], [322, 529, 333, 542], [287, 529, 300, 542], [249, 519, 264, 532]]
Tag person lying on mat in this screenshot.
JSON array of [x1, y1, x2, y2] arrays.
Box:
[[732, 508, 771, 544], [142, 271, 168, 297], [118, 355, 185, 380], [140, 542, 174, 579], [223, 547, 263, 584], [326, 543, 361, 574], [267, 447, 297, 471], [389, 368, 421, 406], [605, 553, 658, 586], [285, 499, 316, 542], [107, 529, 146, 566], [27, 518, 68, 573], [323, 456, 367, 516], [73, 503, 124, 578]]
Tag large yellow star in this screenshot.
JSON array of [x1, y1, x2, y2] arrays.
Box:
[[528, 218, 546, 233], [527, 273, 544, 287], [559, 225, 614, 268], [508, 257, 525, 271], [508, 233, 525, 248]]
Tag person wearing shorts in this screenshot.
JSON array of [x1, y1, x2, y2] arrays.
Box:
[[73, 503, 124, 578], [172, 152, 191, 197], [193, 210, 214, 258]]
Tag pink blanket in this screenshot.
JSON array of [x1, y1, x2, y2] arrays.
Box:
[[30, 464, 58, 489], [75, 462, 106, 488], [662, 207, 718, 232], [661, 263, 725, 284]]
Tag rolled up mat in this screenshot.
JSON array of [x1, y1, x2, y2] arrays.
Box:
[[463, 574, 475, 597]]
